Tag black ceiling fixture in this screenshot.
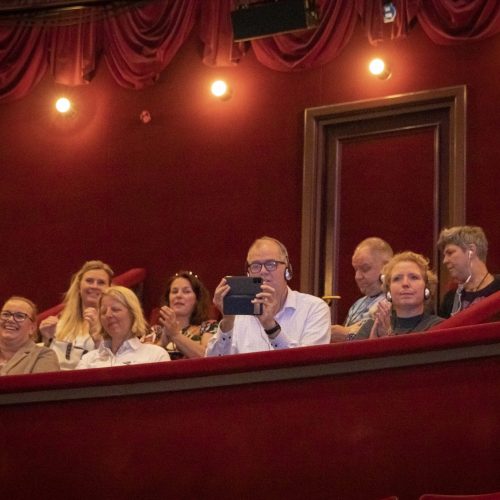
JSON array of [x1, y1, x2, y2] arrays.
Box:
[[231, 0, 319, 42]]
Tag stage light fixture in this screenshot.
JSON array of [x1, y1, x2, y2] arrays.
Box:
[[210, 80, 232, 100], [369, 58, 391, 80], [55, 97, 72, 113]]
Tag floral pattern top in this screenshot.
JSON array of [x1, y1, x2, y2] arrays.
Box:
[[142, 320, 218, 360]]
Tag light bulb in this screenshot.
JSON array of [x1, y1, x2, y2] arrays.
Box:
[[210, 80, 231, 99], [55, 97, 72, 113], [368, 58, 391, 80]]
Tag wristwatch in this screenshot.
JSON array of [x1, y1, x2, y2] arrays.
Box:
[[264, 322, 281, 336]]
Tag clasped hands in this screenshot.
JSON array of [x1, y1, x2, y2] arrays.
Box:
[[369, 299, 393, 339], [158, 306, 182, 346]]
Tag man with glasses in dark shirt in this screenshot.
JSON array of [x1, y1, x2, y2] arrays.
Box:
[[206, 236, 331, 356]]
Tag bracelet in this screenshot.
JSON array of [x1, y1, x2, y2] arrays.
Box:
[[264, 322, 281, 336]]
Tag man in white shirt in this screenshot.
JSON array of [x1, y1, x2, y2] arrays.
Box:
[[206, 236, 331, 356]]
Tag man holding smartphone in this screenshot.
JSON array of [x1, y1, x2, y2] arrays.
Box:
[[206, 236, 331, 355]]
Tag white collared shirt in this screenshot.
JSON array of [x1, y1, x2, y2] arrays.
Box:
[[206, 288, 331, 356], [76, 337, 170, 369]]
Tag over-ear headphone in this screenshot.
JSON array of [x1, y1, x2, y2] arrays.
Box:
[[388, 288, 430, 301]]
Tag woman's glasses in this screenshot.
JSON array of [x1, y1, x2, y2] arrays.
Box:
[[0, 311, 33, 323]]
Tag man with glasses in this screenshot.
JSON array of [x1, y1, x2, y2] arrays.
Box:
[[206, 236, 331, 355], [0, 296, 59, 375]]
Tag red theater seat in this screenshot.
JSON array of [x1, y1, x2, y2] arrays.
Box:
[[431, 291, 500, 330]]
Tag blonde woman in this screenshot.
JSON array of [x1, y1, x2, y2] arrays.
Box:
[[355, 252, 444, 339], [77, 286, 170, 368], [39, 260, 113, 369]]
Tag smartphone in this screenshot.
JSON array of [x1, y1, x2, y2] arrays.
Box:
[[223, 276, 263, 315]]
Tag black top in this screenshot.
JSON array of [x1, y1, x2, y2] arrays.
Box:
[[439, 276, 500, 318], [355, 312, 443, 340]]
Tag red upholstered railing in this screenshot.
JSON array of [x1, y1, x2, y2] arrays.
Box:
[[1, 322, 500, 499], [431, 290, 500, 330], [37, 267, 147, 323]]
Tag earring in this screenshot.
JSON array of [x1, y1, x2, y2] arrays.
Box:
[[386, 291, 392, 302], [424, 288, 430, 300]]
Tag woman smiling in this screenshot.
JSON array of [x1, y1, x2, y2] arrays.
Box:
[[0, 296, 59, 375], [39, 260, 113, 369], [77, 286, 170, 369]]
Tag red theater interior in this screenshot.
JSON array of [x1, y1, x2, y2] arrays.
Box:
[[0, 1, 499, 499]]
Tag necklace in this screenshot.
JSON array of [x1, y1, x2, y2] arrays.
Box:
[[470, 271, 490, 292]]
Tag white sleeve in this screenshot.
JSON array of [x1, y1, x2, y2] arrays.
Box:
[[205, 326, 235, 357], [294, 298, 331, 346]]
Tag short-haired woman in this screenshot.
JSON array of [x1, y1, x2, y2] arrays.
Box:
[[355, 252, 443, 339], [0, 296, 59, 375], [77, 286, 170, 368]]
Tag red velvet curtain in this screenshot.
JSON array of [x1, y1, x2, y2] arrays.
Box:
[[418, 0, 500, 44], [1, 0, 500, 101]]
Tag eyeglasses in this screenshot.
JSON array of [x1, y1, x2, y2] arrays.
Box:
[[247, 260, 286, 273], [0, 310, 33, 323]]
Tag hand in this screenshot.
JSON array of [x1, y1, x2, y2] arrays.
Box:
[[39, 315, 58, 341], [158, 306, 181, 345], [331, 322, 361, 343], [83, 307, 99, 333], [213, 278, 235, 332], [253, 283, 280, 330], [369, 300, 393, 338]]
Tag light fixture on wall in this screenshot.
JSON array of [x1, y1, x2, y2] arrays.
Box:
[[210, 80, 232, 100], [55, 97, 73, 114], [368, 58, 391, 80]]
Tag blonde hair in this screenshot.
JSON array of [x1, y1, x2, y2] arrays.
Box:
[[55, 260, 114, 342], [98, 286, 148, 340], [382, 251, 437, 298]]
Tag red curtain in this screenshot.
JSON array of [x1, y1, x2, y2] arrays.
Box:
[[1, 0, 500, 101], [418, 0, 500, 44]]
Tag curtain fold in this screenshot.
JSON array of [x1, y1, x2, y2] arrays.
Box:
[[355, 0, 422, 45], [49, 14, 98, 86], [199, 0, 245, 67], [417, 0, 500, 43], [103, 0, 198, 89], [1, 0, 500, 101], [0, 24, 47, 100]]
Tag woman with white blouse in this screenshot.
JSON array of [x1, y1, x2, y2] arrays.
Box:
[[77, 286, 170, 369]]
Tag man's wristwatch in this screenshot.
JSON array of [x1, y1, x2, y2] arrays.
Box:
[[264, 322, 281, 336]]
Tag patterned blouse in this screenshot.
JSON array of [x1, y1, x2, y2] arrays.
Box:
[[143, 320, 218, 360]]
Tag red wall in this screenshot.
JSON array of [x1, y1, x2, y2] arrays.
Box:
[[0, 22, 499, 316]]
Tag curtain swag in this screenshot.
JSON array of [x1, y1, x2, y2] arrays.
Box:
[[1, 0, 499, 101]]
